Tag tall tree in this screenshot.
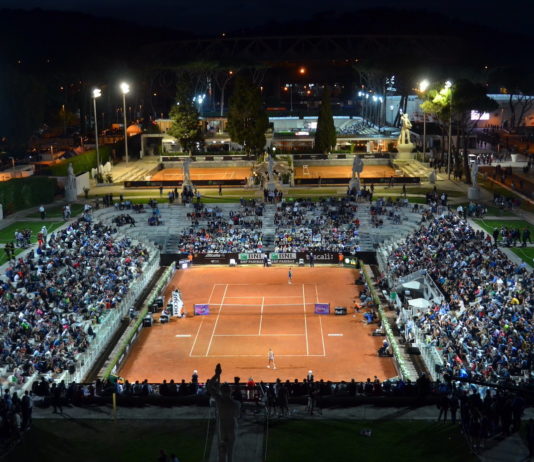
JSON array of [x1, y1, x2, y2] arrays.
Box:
[[167, 80, 202, 153], [452, 79, 497, 183], [490, 67, 534, 130], [314, 87, 336, 154], [227, 75, 268, 155]]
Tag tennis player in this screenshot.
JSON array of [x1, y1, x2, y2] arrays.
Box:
[[288, 267, 293, 284], [267, 348, 276, 369]]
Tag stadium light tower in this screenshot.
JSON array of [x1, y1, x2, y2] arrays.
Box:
[[120, 82, 130, 164], [445, 80, 453, 179], [92, 88, 102, 174]]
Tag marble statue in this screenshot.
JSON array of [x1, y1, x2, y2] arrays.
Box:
[[206, 364, 240, 462], [470, 161, 479, 187], [267, 154, 275, 182], [65, 163, 77, 202], [352, 155, 364, 179], [398, 113, 412, 145], [183, 157, 192, 185]]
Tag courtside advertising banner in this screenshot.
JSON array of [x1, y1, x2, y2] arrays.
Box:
[[314, 303, 330, 314], [194, 304, 210, 315]]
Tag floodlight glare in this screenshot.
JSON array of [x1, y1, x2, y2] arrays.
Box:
[[120, 82, 130, 94], [92, 88, 101, 98], [445, 80, 452, 89], [419, 79, 430, 92]]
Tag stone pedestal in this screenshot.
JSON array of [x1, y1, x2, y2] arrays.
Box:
[[267, 181, 277, 192], [396, 143, 415, 160], [468, 187, 481, 201], [511, 154, 518, 163], [349, 177, 361, 192], [65, 186, 77, 202]]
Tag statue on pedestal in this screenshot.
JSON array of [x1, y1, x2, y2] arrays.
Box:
[[350, 155, 364, 192], [65, 163, 77, 202], [470, 161, 479, 187], [398, 113, 412, 145], [468, 161, 480, 200], [396, 113, 415, 160], [183, 157, 192, 186], [267, 154, 275, 182]]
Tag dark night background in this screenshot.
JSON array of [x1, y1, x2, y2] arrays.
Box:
[[0, 0, 532, 153], [0, 0, 532, 36]]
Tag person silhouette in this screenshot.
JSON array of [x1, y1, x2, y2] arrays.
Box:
[[207, 364, 241, 462]]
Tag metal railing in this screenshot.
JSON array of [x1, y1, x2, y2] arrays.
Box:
[[410, 324, 445, 381]]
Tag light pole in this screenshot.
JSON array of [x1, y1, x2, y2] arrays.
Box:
[[120, 82, 130, 164], [445, 81, 453, 179], [92, 88, 102, 175], [418, 79, 429, 162]]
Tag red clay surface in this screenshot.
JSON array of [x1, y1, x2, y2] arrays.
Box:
[[151, 167, 251, 181], [294, 165, 398, 179], [119, 267, 396, 383], [150, 165, 398, 183]]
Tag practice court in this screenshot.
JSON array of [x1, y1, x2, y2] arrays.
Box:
[[119, 267, 396, 383]]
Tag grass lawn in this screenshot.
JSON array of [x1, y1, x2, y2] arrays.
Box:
[[6, 419, 209, 462], [479, 178, 534, 214], [375, 186, 465, 197], [0, 221, 64, 244], [26, 203, 85, 219], [287, 188, 339, 196], [473, 219, 534, 238], [266, 420, 476, 462], [0, 247, 24, 266], [374, 195, 428, 204], [511, 247, 534, 266]]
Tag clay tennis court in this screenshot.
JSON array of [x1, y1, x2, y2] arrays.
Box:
[[150, 167, 251, 182], [119, 266, 396, 383], [294, 165, 398, 179]]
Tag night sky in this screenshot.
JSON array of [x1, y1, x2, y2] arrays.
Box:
[[0, 0, 531, 35]]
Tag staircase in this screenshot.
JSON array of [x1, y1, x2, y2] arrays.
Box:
[[262, 204, 277, 251]]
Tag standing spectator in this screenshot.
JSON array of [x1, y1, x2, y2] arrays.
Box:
[[437, 394, 449, 422], [21, 391, 33, 429], [39, 205, 46, 220], [51, 383, 63, 414]]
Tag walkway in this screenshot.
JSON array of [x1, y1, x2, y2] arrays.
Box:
[[30, 402, 534, 462]]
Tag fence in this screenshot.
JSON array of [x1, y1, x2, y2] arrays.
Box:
[[410, 324, 445, 381]]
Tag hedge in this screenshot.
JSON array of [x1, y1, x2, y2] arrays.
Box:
[[0, 176, 57, 215], [48, 145, 112, 176]]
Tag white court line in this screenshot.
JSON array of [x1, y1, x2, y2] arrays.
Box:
[[328, 333, 343, 337], [223, 296, 303, 299], [176, 334, 192, 338], [302, 284, 309, 355], [316, 283, 326, 356], [190, 354, 326, 358], [214, 333, 304, 337], [259, 296, 264, 335], [205, 283, 228, 356], [207, 303, 315, 307], [189, 283, 218, 357]]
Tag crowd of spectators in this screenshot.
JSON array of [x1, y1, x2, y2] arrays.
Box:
[[273, 197, 361, 253], [177, 202, 264, 253], [0, 219, 151, 388], [387, 212, 534, 384]]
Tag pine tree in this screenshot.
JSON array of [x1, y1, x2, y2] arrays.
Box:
[[168, 81, 202, 154], [227, 76, 269, 155], [314, 87, 336, 154]]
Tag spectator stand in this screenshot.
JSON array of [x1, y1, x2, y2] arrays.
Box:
[[0, 219, 159, 397], [361, 264, 417, 382], [98, 262, 177, 381], [385, 211, 534, 386]]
